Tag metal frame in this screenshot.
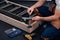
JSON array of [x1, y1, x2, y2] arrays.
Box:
[[4, 0, 29, 8], [0, 0, 42, 33]]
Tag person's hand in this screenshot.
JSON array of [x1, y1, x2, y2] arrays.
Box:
[[27, 7, 34, 15], [32, 16, 41, 21]]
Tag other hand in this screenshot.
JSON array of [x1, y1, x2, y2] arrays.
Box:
[[27, 7, 34, 15]]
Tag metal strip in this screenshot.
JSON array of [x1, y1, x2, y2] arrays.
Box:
[[0, 3, 12, 9], [8, 7, 20, 12], [17, 10, 27, 16], [6, 1, 29, 8], [4, 0, 9, 3]]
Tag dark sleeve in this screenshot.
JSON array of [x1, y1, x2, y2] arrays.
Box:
[[37, 6, 54, 17]]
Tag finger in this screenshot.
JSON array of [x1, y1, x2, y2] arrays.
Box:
[[27, 9, 32, 15], [29, 10, 33, 15], [32, 17, 35, 20]]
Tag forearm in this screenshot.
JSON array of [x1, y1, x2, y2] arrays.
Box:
[[40, 15, 59, 21], [31, 0, 45, 8]]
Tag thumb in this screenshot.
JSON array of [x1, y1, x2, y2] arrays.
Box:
[[27, 8, 33, 15], [29, 10, 33, 15]]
